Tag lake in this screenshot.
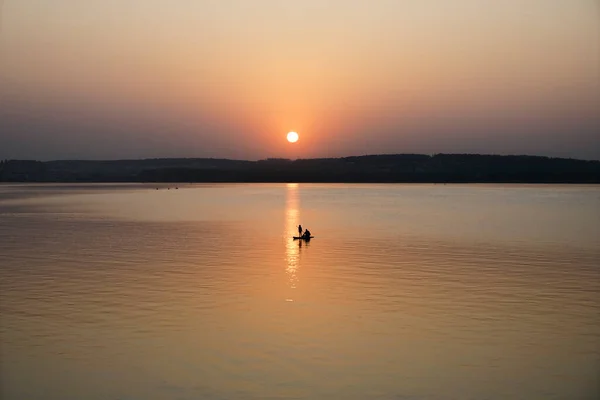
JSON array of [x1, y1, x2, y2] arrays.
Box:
[[1, 183, 599, 400]]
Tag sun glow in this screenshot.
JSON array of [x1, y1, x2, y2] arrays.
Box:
[[287, 131, 299, 143]]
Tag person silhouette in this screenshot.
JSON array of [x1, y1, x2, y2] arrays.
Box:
[[298, 225, 303, 237]]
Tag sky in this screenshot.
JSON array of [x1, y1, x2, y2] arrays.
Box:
[[0, 0, 599, 160]]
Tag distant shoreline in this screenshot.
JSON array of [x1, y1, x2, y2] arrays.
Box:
[[1, 154, 599, 184]]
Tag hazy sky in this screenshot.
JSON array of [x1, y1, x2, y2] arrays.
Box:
[[1, 0, 599, 160]]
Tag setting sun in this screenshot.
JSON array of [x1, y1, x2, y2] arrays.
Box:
[[287, 132, 299, 143]]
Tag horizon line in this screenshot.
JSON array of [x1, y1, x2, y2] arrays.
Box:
[[3, 152, 599, 163]]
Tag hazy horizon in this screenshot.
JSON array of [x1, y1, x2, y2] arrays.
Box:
[[2, 151, 600, 163], [1, 0, 599, 161]]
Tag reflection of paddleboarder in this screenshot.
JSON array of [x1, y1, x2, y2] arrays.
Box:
[[298, 225, 303, 237]]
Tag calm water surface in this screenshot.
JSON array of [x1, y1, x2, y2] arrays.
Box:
[[1, 183, 599, 400]]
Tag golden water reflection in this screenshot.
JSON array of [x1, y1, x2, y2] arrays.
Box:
[[285, 184, 302, 300], [2, 184, 599, 400]]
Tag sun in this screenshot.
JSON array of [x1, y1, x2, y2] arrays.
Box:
[[287, 131, 299, 143]]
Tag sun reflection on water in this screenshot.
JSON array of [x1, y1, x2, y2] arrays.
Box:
[[285, 184, 302, 300]]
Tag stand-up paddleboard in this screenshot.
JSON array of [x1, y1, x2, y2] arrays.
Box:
[[293, 236, 314, 240]]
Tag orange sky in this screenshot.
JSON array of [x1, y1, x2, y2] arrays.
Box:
[[1, 0, 598, 160]]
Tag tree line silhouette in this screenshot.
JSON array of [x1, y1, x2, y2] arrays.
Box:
[[1, 154, 598, 183]]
